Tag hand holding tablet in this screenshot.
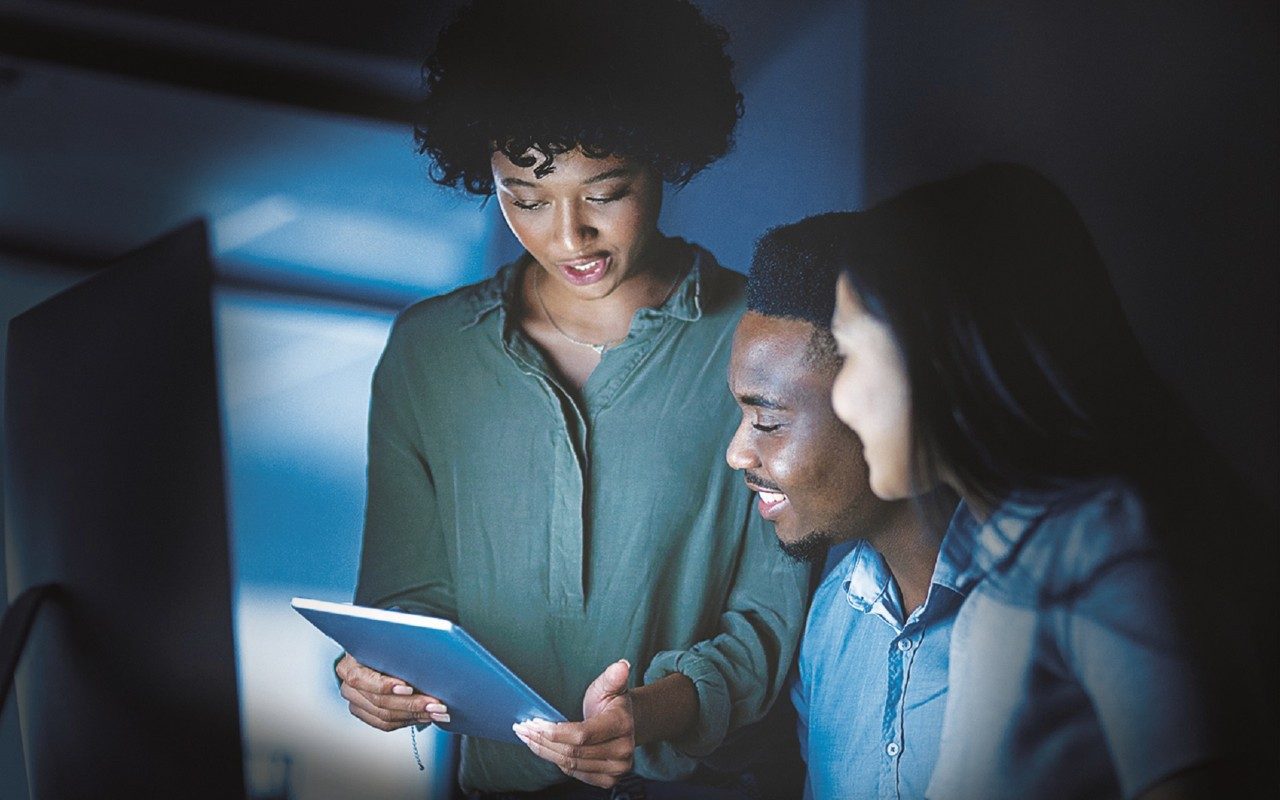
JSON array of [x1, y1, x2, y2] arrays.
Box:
[[334, 652, 451, 730], [293, 597, 566, 743]]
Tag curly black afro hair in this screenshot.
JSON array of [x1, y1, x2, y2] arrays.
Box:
[[413, 0, 743, 196]]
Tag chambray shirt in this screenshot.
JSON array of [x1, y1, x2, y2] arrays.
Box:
[[354, 243, 808, 793], [927, 480, 1220, 800], [792, 518, 978, 800]]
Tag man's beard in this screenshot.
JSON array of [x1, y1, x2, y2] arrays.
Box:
[[777, 529, 838, 564]]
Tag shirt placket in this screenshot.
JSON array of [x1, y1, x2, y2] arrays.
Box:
[[547, 392, 588, 615], [503, 334, 588, 617], [880, 633, 905, 798], [881, 621, 926, 800]]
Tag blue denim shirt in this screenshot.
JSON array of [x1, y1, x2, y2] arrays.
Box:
[[927, 479, 1220, 800], [792, 518, 977, 800]]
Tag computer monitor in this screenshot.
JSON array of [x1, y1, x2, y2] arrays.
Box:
[[4, 221, 245, 796]]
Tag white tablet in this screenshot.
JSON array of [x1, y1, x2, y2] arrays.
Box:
[[292, 597, 566, 743]]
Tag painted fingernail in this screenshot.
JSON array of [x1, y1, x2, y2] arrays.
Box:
[[425, 703, 447, 713], [391, 684, 413, 696], [430, 713, 451, 723]]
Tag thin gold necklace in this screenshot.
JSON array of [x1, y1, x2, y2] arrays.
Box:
[[533, 260, 686, 356]]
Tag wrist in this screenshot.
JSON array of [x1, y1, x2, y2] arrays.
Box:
[[630, 673, 698, 746]]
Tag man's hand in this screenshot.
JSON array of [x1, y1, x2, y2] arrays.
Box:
[[514, 659, 635, 789], [335, 652, 450, 732]]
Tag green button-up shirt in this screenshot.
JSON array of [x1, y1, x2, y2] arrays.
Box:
[[355, 242, 808, 792]]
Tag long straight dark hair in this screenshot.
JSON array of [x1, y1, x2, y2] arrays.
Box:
[[839, 164, 1187, 510], [837, 163, 1275, 749]]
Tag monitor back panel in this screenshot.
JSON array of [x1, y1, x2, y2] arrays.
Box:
[[4, 221, 244, 797]]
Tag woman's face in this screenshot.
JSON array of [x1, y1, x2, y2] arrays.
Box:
[[831, 273, 918, 500], [491, 147, 663, 300]]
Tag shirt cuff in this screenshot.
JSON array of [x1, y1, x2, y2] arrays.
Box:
[[644, 649, 730, 758]]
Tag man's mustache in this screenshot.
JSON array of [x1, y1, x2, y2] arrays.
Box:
[[744, 471, 783, 493]]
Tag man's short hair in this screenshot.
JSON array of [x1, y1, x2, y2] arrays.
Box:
[[748, 213, 855, 370]]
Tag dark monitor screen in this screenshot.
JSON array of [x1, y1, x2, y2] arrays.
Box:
[[4, 221, 245, 796]]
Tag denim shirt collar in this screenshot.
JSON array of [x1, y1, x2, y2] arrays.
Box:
[[460, 239, 707, 330], [841, 497, 1018, 630], [946, 491, 1055, 595], [842, 540, 900, 624]]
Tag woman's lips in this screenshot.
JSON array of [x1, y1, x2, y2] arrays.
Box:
[[557, 255, 611, 286]]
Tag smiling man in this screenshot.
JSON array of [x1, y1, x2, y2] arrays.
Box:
[[726, 213, 966, 800]]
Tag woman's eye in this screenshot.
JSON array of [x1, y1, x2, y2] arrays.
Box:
[[752, 422, 781, 433], [512, 199, 546, 210]]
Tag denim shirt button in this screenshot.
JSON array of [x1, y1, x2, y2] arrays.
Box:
[[897, 638, 913, 651], [886, 741, 901, 756]]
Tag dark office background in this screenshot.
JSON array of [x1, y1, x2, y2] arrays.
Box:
[[2, 1, 1275, 798]]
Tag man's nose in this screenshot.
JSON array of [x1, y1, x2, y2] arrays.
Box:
[[725, 422, 759, 471]]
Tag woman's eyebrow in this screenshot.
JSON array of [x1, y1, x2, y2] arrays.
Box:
[[584, 166, 633, 184], [498, 167, 631, 189]]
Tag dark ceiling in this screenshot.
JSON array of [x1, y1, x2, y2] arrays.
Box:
[[0, 0, 799, 123], [58, 0, 462, 60]]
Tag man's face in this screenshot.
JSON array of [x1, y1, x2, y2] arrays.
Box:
[[491, 147, 663, 302], [727, 312, 884, 561]]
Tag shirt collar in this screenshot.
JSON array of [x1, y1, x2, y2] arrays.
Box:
[[841, 499, 1006, 625], [459, 239, 707, 330], [947, 491, 1052, 593], [842, 539, 895, 614]]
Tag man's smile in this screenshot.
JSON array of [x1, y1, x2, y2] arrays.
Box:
[[746, 472, 790, 520]]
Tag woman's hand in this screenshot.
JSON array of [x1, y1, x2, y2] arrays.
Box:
[[514, 659, 636, 789], [335, 652, 449, 732]]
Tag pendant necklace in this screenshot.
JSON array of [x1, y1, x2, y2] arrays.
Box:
[[533, 262, 685, 357]]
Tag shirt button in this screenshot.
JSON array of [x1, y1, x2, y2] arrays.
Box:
[[897, 638, 913, 651], [886, 742, 901, 756]]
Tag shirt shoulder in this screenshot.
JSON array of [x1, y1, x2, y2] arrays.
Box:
[[378, 269, 513, 371], [395, 270, 507, 337], [1026, 478, 1156, 586]]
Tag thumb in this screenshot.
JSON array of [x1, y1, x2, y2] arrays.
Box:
[[600, 659, 630, 695], [584, 659, 631, 712]]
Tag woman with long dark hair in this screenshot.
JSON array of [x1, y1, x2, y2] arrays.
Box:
[[827, 163, 1272, 798]]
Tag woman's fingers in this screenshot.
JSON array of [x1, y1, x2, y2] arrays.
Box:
[[336, 653, 450, 728], [513, 728, 632, 788]]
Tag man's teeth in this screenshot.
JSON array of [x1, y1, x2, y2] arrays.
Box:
[[759, 491, 786, 504]]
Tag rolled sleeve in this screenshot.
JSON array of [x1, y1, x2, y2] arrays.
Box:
[[642, 511, 808, 759], [644, 649, 732, 757]]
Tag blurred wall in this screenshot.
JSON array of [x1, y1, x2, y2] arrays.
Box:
[[662, 0, 866, 270], [858, 1, 1278, 509]]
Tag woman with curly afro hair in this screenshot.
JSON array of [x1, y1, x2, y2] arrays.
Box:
[[335, 2, 809, 798]]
